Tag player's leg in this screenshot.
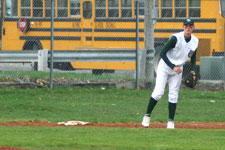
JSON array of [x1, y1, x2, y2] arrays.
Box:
[[148, 69, 168, 114], [167, 73, 182, 129], [142, 61, 168, 127], [141, 96, 158, 127]]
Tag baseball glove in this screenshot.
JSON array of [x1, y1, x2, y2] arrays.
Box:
[[183, 71, 199, 88]]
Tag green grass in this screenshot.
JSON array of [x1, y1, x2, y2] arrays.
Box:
[[0, 127, 225, 150], [0, 86, 225, 150], [0, 86, 224, 123]]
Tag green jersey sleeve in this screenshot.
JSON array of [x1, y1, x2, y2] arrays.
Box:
[[190, 50, 197, 71], [160, 36, 177, 69]]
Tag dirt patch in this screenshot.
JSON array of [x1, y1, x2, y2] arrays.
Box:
[[0, 121, 225, 129], [87, 122, 225, 129], [0, 146, 25, 150]]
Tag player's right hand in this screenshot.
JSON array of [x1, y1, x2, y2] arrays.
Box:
[[173, 66, 182, 74]]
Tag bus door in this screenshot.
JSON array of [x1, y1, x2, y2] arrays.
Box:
[[81, 0, 94, 46]]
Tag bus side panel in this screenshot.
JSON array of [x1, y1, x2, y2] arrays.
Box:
[[92, 21, 144, 50], [2, 21, 24, 50], [197, 39, 210, 62], [216, 18, 225, 53], [71, 62, 136, 70], [201, 1, 218, 18], [71, 20, 144, 70]]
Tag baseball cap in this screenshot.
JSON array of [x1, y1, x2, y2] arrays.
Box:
[[183, 18, 194, 25]]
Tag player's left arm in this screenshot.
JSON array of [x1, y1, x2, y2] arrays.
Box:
[[160, 36, 177, 69], [190, 49, 197, 80], [190, 49, 197, 71]]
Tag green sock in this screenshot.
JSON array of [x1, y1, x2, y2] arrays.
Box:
[[146, 97, 158, 116], [168, 102, 177, 121]]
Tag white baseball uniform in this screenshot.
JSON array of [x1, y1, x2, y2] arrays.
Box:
[[152, 31, 199, 103]]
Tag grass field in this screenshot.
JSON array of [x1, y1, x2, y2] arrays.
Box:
[[0, 86, 225, 150], [1, 126, 225, 150]]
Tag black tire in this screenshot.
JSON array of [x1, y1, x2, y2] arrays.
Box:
[[103, 70, 115, 73], [92, 69, 103, 75], [32, 43, 41, 50], [23, 41, 42, 50], [32, 43, 42, 71], [23, 41, 42, 71], [48, 62, 75, 71], [92, 69, 115, 75]]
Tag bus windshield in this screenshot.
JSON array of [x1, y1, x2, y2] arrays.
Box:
[[5, 0, 18, 17], [221, 0, 225, 17], [5, 0, 12, 16]]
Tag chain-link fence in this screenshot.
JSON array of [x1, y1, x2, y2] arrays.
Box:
[[0, 0, 225, 89]]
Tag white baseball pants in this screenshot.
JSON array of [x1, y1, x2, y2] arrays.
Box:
[[151, 59, 182, 103]]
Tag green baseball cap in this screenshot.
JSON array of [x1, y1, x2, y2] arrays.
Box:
[[183, 18, 194, 25]]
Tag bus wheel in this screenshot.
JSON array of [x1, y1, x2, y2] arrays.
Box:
[[32, 43, 41, 50], [23, 41, 42, 50], [92, 69, 115, 75], [103, 70, 115, 73], [31, 42, 42, 71], [49, 62, 75, 71], [92, 69, 104, 75], [23, 41, 43, 71]]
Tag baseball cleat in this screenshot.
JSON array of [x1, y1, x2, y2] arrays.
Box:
[[167, 121, 175, 129], [141, 115, 151, 128]]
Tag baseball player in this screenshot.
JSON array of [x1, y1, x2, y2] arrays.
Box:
[[142, 18, 199, 129]]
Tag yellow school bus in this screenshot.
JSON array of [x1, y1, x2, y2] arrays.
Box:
[[1, 0, 225, 71]]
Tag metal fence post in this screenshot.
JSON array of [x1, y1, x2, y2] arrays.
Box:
[[50, 0, 55, 88], [224, 22, 225, 90], [136, 0, 139, 89], [145, 0, 155, 82]]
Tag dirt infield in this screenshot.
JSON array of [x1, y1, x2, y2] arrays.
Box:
[[0, 121, 225, 129], [0, 146, 25, 150]]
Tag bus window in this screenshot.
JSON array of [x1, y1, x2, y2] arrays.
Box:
[[58, 0, 68, 17], [108, 0, 119, 18], [175, 0, 186, 18], [95, 0, 106, 18], [135, 0, 144, 16], [21, 0, 30, 17], [33, 0, 43, 17], [139, 1, 144, 16], [189, 0, 200, 18], [121, 0, 132, 18], [70, 0, 80, 17], [155, 0, 158, 9], [5, 0, 12, 16], [155, 0, 158, 17], [45, 0, 51, 17], [5, 0, 18, 17], [161, 0, 172, 18], [135, 0, 158, 17], [221, 0, 225, 17], [83, 1, 92, 19]]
